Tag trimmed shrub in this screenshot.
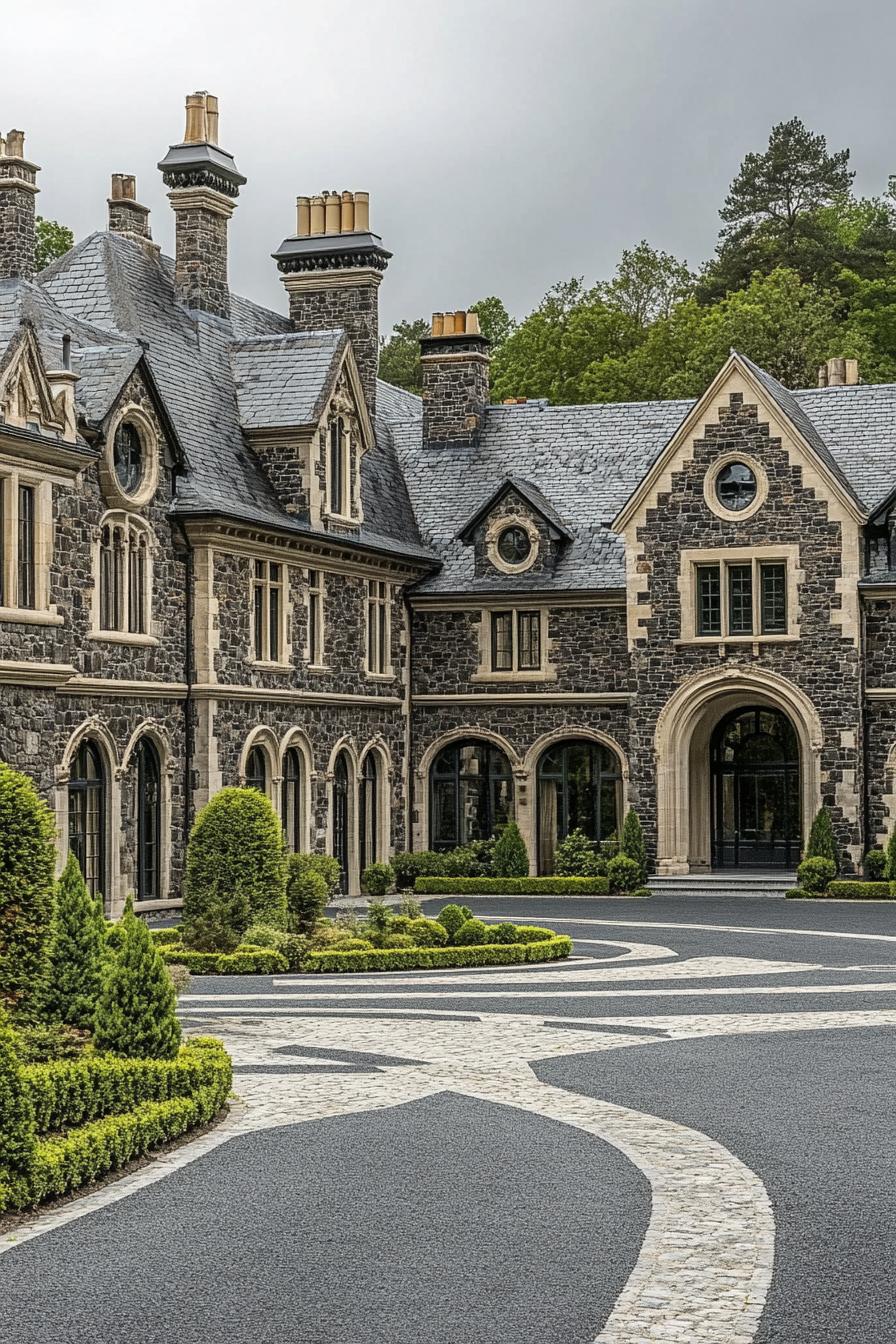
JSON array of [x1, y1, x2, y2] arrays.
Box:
[[0, 1007, 37, 1181], [182, 787, 287, 950], [796, 856, 836, 893], [606, 854, 641, 893], [492, 822, 529, 878], [487, 922, 520, 944], [148, 927, 182, 945], [94, 898, 181, 1059], [820, 881, 894, 900], [361, 862, 395, 897], [454, 918, 490, 946], [416, 876, 610, 895], [620, 809, 647, 883], [630, 886, 652, 899], [242, 923, 289, 950], [305, 934, 573, 974], [41, 855, 108, 1029], [405, 917, 448, 947], [512, 925, 559, 943], [392, 851, 445, 890], [381, 933, 414, 949], [553, 828, 603, 877], [13, 1022, 85, 1063], [885, 828, 896, 881], [161, 945, 288, 975], [436, 904, 467, 941], [281, 935, 309, 972], [0, 762, 57, 1014], [440, 847, 479, 878], [301, 853, 342, 898], [286, 856, 329, 936], [805, 807, 839, 872], [864, 849, 887, 881]]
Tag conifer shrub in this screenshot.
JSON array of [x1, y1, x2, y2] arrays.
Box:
[[553, 828, 603, 877], [0, 1006, 37, 1183], [94, 898, 181, 1060], [182, 787, 287, 950], [805, 806, 839, 872], [0, 762, 57, 1014], [492, 821, 529, 877], [864, 848, 886, 881], [41, 854, 107, 1029], [286, 856, 329, 936], [620, 809, 647, 883]]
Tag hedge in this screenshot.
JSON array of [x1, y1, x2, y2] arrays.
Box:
[[305, 934, 573, 974], [789, 880, 895, 900], [415, 876, 610, 896], [0, 1039, 231, 1214], [160, 945, 288, 975]]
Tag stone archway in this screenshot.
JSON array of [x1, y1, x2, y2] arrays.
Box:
[[654, 666, 823, 875]]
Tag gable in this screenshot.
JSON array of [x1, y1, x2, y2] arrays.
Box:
[[0, 323, 73, 441]]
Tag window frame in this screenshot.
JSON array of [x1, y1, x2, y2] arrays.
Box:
[[483, 607, 548, 677], [327, 415, 351, 519], [95, 513, 154, 642], [0, 470, 54, 619], [365, 579, 392, 677], [307, 568, 326, 668], [682, 546, 800, 643], [250, 558, 286, 665]]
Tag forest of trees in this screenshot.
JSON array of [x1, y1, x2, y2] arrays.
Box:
[[378, 118, 896, 402]]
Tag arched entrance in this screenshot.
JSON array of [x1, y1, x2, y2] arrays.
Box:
[[428, 739, 514, 851], [710, 707, 800, 868], [536, 739, 622, 874]]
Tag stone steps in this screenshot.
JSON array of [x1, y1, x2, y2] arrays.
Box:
[[649, 872, 796, 899]]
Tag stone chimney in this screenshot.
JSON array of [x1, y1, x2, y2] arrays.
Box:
[[817, 357, 860, 388], [420, 310, 491, 445], [157, 92, 246, 318], [273, 190, 390, 418], [0, 130, 39, 281], [108, 174, 152, 242]]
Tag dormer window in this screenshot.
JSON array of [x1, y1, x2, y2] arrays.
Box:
[[328, 416, 349, 517], [497, 526, 532, 566], [103, 406, 160, 509], [113, 422, 145, 496]]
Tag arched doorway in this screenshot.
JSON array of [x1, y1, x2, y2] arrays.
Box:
[[332, 750, 351, 890], [135, 738, 161, 901], [537, 739, 623, 874], [429, 740, 513, 851], [68, 740, 106, 899], [711, 706, 800, 868]]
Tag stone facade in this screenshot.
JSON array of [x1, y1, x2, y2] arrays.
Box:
[[0, 139, 37, 283], [170, 198, 232, 318], [286, 279, 382, 420], [420, 331, 490, 445]]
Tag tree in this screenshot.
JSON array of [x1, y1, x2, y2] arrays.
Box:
[[470, 295, 514, 349], [94, 896, 181, 1059], [620, 808, 647, 883], [0, 1006, 37, 1183], [41, 854, 107, 1029], [492, 821, 529, 877], [599, 241, 694, 326], [378, 317, 429, 393], [0, 762, 57, 1016], [805, 806, 840, 872], [35, 217, 74, 272]]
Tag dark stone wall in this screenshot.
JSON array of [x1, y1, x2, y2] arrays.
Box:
[[288, 282, 379, 419], [420, 335, 489, 445], [862, 595, 896, 845], [0, 169, 36, 281], [173, 203, 230, 317], [470, 490, 561, 581]]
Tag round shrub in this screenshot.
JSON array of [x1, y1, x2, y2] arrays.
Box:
[[41, 854, 108, 1029], [454, 918, 490, 946], [331, 936, 375, 951], [406, 917, 448, 948], [0, 761, 57, 1014], [487, 921, 520, 944], [440, 847, 478, 878], [797, 855, 836, 893], [282, 934, 309, 972], [513, 925, 558, 944], [243, 923, 289, 950], [149, 927, 182, 945], [183, 788, 287, 950], [607, 854, 641, 893], [436, 904, 467, 941], [94, 897, 181, 1059], [554, 828, 602, 877], [291, 852, 341, 899], [493, 821, 529, 878], [381, 933, 414, 949], [362, 863, 395, 897], [865, 848, 887, 881], [286, 857, 329, 936]]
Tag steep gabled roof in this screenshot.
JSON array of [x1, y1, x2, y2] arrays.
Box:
[[457, 476, 573, 543], [230, 330, 345, 430]]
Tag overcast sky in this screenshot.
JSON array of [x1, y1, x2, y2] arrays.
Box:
[[6, 0, 896, 332]]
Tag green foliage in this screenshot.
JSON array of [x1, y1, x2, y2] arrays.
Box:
[[391, 850, 446, 889], [606, 853, 642, 894], [440, 847, 479, 878], [470, 295, 514, 349], [361, 862, 395, 897], [0, 762, 57, 1014], [487, 922, 520, 944], [824, 880, 894, 900], [405, 917, 448, 948], [0, 1007, 37, 1179], [297, 852, 341, 897], [13, 1021, 85, 1063], [620, 809, 647, 883], [148, 927, 182, 945], [416, 876, 610, 895], [34, 217, 74, 272], [381, 933, 414, 949], [364, 901, 392, 939], [160, 945, 288, 975], [454, 918, 490, 946], [885, 828, 896, 881], [436, 904, 467, 939], [806, 807, 839, 871], [864, 849, 886, 880], [553, 828, 603, 877], [183, 788, 287, 950], [286, 855, 330, 935], [94, 898, 181, 1059], [492, 821, 529, 877], [242, 923, 289, 950], [377, 317, 430, 393], [305, 934, 572, 974], [796, 856, 837, 892], [598, 240, 694, 325], [41, 855, 107, 1029]]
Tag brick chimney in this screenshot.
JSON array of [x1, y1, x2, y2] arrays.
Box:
[[817, 357, 859, 388], [0, 130, 39, 281], [420, 310, 490, 445], [158, 92, 246, 318], [272, 190, 390, 418], [108, 174, 152, 242]]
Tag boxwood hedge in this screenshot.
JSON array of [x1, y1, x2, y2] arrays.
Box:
[[304, 933, 573, 974], [415, 876, 610, 896], [160, 945, 289, 975], [789, 880, 895, 900]]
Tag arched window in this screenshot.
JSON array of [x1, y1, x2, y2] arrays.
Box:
[[245, 745, 268, 794], [281, 747, 304, 851], [360, 752, 381, 871], [136, 738, 161, 901], [332, 750, 351, 891], [68, 740, 106, 899], [99, 515, 149, 634], [328, 416, 347, 515], [429, 739, 513, 851], [537, 739, 622, 874], [710, 706, 800, 868]]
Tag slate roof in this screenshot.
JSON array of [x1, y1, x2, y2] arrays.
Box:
[[230, 331, 345, 430]]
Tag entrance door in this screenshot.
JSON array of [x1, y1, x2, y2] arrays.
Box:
[[711, 706, 800, 868], [332, 752, 350, 892]]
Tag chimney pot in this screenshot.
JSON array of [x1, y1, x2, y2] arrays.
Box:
[[826, 356, 847, 387], [205, 94, 219, 145], [184, 92, 208, 144], [431, 313, 444, 337], [5, 129, 25, 159], [324, 192, 341, 234], [340, 190, 355, 232], [310, 195, 325, 235], [353, 191, 369, 232], [845, 357, 859, 385]]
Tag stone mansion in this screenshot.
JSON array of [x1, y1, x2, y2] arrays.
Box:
[[2, 92, 896, 909]]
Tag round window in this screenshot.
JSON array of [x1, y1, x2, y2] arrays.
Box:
[[497, 526, 532, 565], [715, 462, 757, 512], [113, 421, 145, 496]]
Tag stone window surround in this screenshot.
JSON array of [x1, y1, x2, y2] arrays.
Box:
[[677, 544, 802, 645], [703, 451, 769, 522], [100, 404, 160, 510], [472, 605, 557, 683], [365, 578, 393, 679], [485, 514, 540, 575], [324, 414, 353, 524], [306, 566, 327, 670], [90, 510, 159, 647], [247, 557, 291, 670], [0, 467, 59, 624]]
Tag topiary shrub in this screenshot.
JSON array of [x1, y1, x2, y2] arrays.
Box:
[[406, 917, 448, 947], [493, 821, 529, 878], [294, 852, 342, 898], [0, 762, 57, 1015], [620, 809, 647, 883], [554, 828, 602, 877], [0, 1005, 37, 1186], [864, 849, 886, 881], [94, 897, 181, 1059], [454, 918, 490, 946], [381, 933, 414, 949], [796, 855, 836, 893], [607, 853, 642, 893], [286, 856, 329, 936], [182, 787, 287, 952], [436, 904, 467, 941], [805, 806, 839, 872], [41, 854, 107, 1029], [361, 862, 395, 897], [149, 927, 182, 945], [487, 921, 520, 944]]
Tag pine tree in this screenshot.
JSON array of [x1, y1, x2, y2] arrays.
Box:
[[805, 807, 839, 872], [94, 896, 181, 1059], [620, 808, 648, 883], [492, 821, 529, 877], [0, 762, 57, 1015], [41, 854, 107, 1029], [885, 828, 896, 882]]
